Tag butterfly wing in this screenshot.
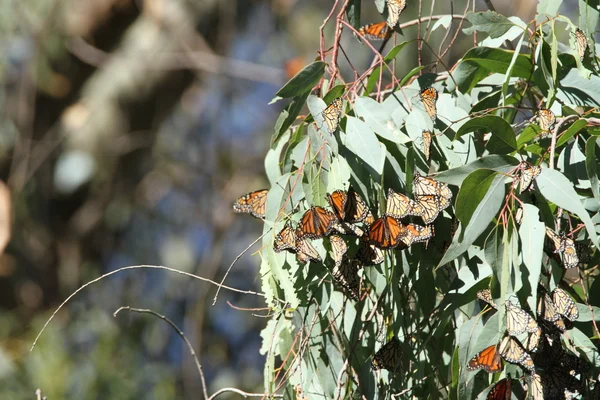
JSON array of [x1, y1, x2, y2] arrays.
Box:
[[398, 223, 433, 246], [322, 98, 343, 134], [332, 257, 361, 300], [414, 195, 442, 224], [274, 223, 298, 253], [386, 0, 406, 27], [368, 215, 405, 249], [537, 292, 560, 322], [422, 130, 432, 160], [329, 235, 348, 267], [233, 189, 268, 219], [477, 289, 498, 310], [519, 163, 541, 194], [525, 327, 542, 352], [345, 188, 370, 223], [419, 87, 438, 121], [486, 378, 511, 400], [356, 240, 385, 265], [297, 206, 337, 239], [413, 172, 452, 199], [552, 288, 579, 321], [499, 336, 534, 371], [537, 109, 556, 132], [358, 21, 391, 40], [561, 238, 579, 269], [505, 301, 538, 336], [528, 373, 543, 400], [575, 28, 588, 61], [296, 237, 322, 263], [386, 189, 418, 219], [372, 336, 402, 371], [467, 345, 502, 373]]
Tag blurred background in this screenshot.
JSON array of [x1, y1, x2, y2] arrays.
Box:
[[0, 0, 540, 399]]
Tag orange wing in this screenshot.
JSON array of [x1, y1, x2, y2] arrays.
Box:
[[297, 206, 337, 239], [467, 345, 502, 373], [487, 378, 511, 400], [233, 189, 268, 219], [358, 21, 391, 40], [327, 188, 370, 223], [367, 215, 405, 249], [419, 87, 438, 121]]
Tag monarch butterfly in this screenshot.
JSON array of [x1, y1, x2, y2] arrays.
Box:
[[386, 0, 407, 27], [505, 301, 539, 336], [499, 335, 534, 371], [537, 292, 560, 322], [322, 98, 343, 134], [296, 237, 322, 264], [358, 21, 392, 40], [467, 344, 502, 373], [398, 223, 433, 246], [332, 256, 361, 300], [413, 172, 452, 200], [525, 326, 542, 353], [419, 87, 439, 121], [552, 288, 579, 321], [414, 194, 448, 224], [486, 377, 511, 400], [296, 206, 337, 239], [477, 289, 498, 310], [233, 189, 268, 219], [372, 336, 402, 371], [545, 227, 579, 269], [367, 215, 406, 249], [574, 28, 588, 61], [537, 109, 556, 134], [329, 235, 348, 267], [422, 130, 432, 160], [356, 240, 385, 265], [274, 223, 298, 253], [386, 189, 421, 219], [327, 188, 371, 224], [528, 373, 543, 400], [519, 162, 541, 194]]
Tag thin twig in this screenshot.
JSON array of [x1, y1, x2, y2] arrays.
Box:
[[31, 264, 280, 351], [212, 230, 270, 305], [208, 387, 282, 399], [114, 306, 209, 400]]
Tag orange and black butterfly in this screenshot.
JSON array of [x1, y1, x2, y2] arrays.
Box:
[[296, 206, 337, 239], [528, 373, 543, 400], [356, 239, 385, 265], [505, 301, 538, 336], [358, 21, 392, 40], [386, 0, 407, 27], [367, 215, 406, 249], [233, 189, 268, 219], [274, 223, 297, 253], [524, 326, 542, 352], [422, 130, 432, 160], [322, 98, 344, 134], [518, 162, 541, 194], [467, 344, 502, 373], [413, 172, 452, 199], [327, 188, 371, 224], [545, 227, 579, 269], [537, 109, 556, 135], [398, 223, 433, 246], [413, 194, 448, 224], [419, 87, 439, 121], [329, 235, 348, 267], [487, 377, 511, 400], [552, 288, 579, 321], [332, 257, 361, 300], [477, 289, 498, 310], [574, 28, 588, 61], [498, 335, 534, 371], [372, 336, 402, 371], [296, 237, 322, 264]]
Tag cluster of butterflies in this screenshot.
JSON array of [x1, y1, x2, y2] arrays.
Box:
[[469, 287, 588, 399], [232, 173, 452, 299]]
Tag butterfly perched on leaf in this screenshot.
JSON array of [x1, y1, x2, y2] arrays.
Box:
[[413, 172, 452, 199], [524, 326, 542, 352], [332, 257, 361, 300], [233, 189, 268, 219], [386, 189, 421, 219], [327, 187, 372, 224], [398, 223, 433, 246], [467, 344, 502, 373], [499, 335, 534, 371], [545, 227, 579, 269], [537, 109, 556, 135], [537, 291, 561, 322], [477, 289, 498, 310], [528, 373, 543, 400], [422, 130, 432, 160], [574, 28, 588, 61], [274, 223, 298, 253], [321, 98, 343, 134], [356, 239, 385, 265], [329, 235, 348, 267], [419, 87, 439, 121], [505, 301, 538, 336], [486, 377, 511, 400], [367, 215, 406, 249], [413, 194, 449, 224], [296, 237, 322, 263], [552, 288, 579, 321], [518, 162, 541, 194], [358, 21, 392, 40], [386, 0, 406, 27], [296, 206, 338, 239], [372, 336, 402, 371]]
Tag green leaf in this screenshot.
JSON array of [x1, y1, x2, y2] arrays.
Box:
[[354, 96, 411, 144], [586, 136, 600, 200], [501, 33, 526, 109], [435, 155, 519, 186], [439, 172, 505, 266], [346, 0, 361, 28], [271, 91, 310, 146], [536, 168, 599, 246], [343, 116, 385, 175], [518, 204, 545, 309], [456, 169, 500, 227], [454, 116, 517, 154], [556, 118, 587, 147], [517, 124, 543, 148], [400, 66, 426, 86], [275, 61, 326, 99], [463, 11, 516, 38]]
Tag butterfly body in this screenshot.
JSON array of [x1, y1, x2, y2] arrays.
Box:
[[419, 87, 439, 121], [367, 215, 406, 249], [372, 336, 402, 371], [233, 189, 268, 219], [358, 21, 391, 40], [297, 206, 337, 239]]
